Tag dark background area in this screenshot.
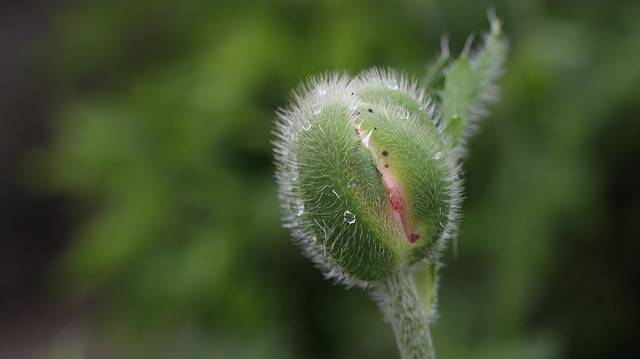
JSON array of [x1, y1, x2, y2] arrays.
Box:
[[1, 0, 639, 358]]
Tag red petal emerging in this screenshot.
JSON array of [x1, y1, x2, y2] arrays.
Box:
[[383, 171, 418, 243]]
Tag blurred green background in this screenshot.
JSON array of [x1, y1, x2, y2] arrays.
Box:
[[1, 0, 639, 358]]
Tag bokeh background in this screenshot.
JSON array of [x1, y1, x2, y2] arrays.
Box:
[[1, 0, 639, 358]]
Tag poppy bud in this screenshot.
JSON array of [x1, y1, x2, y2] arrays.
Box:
[[274, 69, 461, 286], [274, 14, 506, 359]]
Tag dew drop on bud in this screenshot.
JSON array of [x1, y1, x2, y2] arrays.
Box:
[[316, 87, 327, 97], [386, 80, 398, 90], [343, 210, 356, 224], [312, 103, 322, 115], [291, 199, 304, 216], [347, 178, 355, 188], [397, 108, 409, 119], [302, 120, 311, 131], [433, 152, 443, 160]]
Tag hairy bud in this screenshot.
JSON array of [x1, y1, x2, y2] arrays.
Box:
[[274, 69, 461, 286], [273, 13, 507, 359]]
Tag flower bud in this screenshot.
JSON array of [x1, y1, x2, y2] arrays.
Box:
[[274, 69, 461, 286], [275, 17, 506, 359]]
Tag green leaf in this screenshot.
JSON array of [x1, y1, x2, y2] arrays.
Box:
[[414, 263, 438, 318], [446, 113, 464, 147], [440, 15, 507, 150], [442, 56, 477, 134]]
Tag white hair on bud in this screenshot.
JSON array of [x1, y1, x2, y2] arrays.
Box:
[[353, 67, 432, 109]]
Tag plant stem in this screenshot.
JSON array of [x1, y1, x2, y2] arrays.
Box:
[[372, 270, 436, 359]]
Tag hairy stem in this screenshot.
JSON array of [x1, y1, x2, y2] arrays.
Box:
[[372, 270, 436, 359]]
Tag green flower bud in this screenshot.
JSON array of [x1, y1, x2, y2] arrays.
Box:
[[274, 69, 461, 286], [275, 14, 506, 359]]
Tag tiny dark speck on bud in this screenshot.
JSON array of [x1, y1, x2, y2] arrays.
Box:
[[384, 164, 389, 168], [382, 150, 388, 156], [368, 108, 373, 113]]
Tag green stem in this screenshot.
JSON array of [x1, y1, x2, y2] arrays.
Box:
[[372, 270, 436, 359]]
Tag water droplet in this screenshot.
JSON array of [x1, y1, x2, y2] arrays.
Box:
[[433, 152, 443, 160], [347, 178, 355, 188], [291, 199, 304, 216], [296, 202, 304, 216], [386, 80, 398, 90], [316, 87, 327, 96], [397, 108, 409, 119], [312, 103, 322, 115], [343, 210, 356, 224], [302, 120, 311, 131]]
